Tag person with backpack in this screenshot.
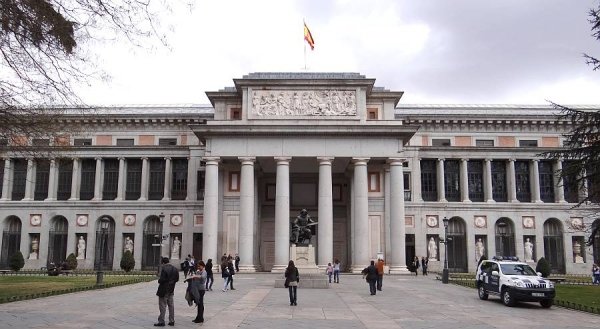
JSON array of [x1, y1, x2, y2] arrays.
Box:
[[362, 260, 378, 295], [284, 260, 300, 306], [221, 259, 230, 292]]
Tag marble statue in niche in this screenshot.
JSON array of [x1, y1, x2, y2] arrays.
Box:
[[77, 236, 86, 259]]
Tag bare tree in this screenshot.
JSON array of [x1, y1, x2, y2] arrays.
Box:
[[0, 0, 179, 154], [544, 3, 600, 250]]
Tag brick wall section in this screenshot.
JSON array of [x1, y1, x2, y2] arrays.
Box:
[[96, 135, 112, 146], [541, 136, 559, 147], [455, 136, 472, 147], [499, 136, 515, 147], [138, 135, 155, 146]]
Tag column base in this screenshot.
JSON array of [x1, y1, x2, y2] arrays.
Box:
[[68, 197, 80, 201], [138, 197, 147, 201], [162, 197, 171, 201], [462, 199, 472, 203], [510, 199, 520, 203], [485, 199, 496, 203], [558, 200, 568, 203], [237, 265, 260, 273], [44, 198, 56, 201], [389, 266, 411, 275], [22, 198, 33, 201], [534, 200, 543, 203], [271, 264, 288, 273], [350, 265, 367, 274]]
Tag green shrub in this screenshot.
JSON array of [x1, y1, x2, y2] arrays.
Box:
[[120, 250, 135, 272], [536, 257, 551, 277], [9, 251, 24, 271], [66, 253, 78, 270]]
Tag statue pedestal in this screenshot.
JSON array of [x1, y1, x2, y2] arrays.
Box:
[[575, 256, 584, 264], [289, 244, 319, 274]]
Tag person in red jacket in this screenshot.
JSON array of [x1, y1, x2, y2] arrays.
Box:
[[376, 258, 385, 291]]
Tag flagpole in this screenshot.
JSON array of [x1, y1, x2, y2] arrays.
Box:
[[303, 19, 307, 70]]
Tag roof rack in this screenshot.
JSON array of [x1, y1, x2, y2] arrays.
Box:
[[492, 256, 520, 261]]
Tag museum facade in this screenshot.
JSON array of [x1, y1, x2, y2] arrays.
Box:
[[0, 72, 598, 274]]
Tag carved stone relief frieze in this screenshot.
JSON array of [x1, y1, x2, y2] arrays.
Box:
[[250, 89, 357, 117]]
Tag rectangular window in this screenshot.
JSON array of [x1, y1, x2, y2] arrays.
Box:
[[491, 160, 507, 202], [467, 160, 484, 202], [0, 159, 4, 197], [102, 159, 119, 200], [228, 171, 240, 192], [519, 140, 538, 147], [420, 160, 437, 201], [587, 165, 600, 203], [367, 108, 378, 120], [116, 138, 135, 146], [197, 170, 205, 200], [539, 161, 555, 203], [432, 139, 451, 147], [11, 159, 27, 200], [57, 159, 73, 200], [79, 159, 96, 200], [368, 172, 380, 192], [125, 159, 142, 200], [403, 172, 411, 201], [74, 138, 92, 146], [171, 159, 188, 200], [563, 161, 579, 203], [34, 160, 50, 200], [515, 160, 531, 202], [475, 139, 494, 147], [149, 159, 165, 200], [158, 138, 177, 146], [32, 139, 50, 146], [444, 160, 460, 202]]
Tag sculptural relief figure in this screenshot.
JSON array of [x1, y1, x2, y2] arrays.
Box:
[[29, 237, 39, 260], [77, 236, 86, 260], [251, 90, 357, 116], [290, 209, 318, 245], [524, 238, 534, 262], [124, 236, 134, 254], [428, 237, 438, 260], [171, 236, 181, 260], [573, 240, 584, 263], [475, 238, 485, 263]]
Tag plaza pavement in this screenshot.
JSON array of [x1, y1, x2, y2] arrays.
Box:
[[0, 272, 598, 329]]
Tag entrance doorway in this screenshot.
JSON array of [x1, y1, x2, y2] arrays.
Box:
[[405, 234, 415, 268], [47, 216, 68, 266], [193, 233, 203, 260], [447, 217, 467, 272], [0, 216, 22, 269], [94, 216, 115, 270], [543, 218, 565, 274], [142, 216, 163, 270]]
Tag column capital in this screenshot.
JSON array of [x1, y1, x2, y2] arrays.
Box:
[[95, 156, 103, 161], [238, 156, 256, 164], [484, 158, 492, 162], [140, 157, 148, 161], [2, 157, 10, 162], [317, 157, 334, 164], [461, 158, 469, 162], [274, 156, 292, 164], [164, 156, 172, 161], [437, 158, 445, 162], [71, 157, 80, 161], [351, 157, 369, 165], [508, 158, 516, 162], [531, 159, 540, 163], [202, 156, 220, 164], [386, 158, 405, 165], [118, 157, 126, 161]]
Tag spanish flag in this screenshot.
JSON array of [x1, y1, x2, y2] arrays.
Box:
[[304, 22, 315, 50]]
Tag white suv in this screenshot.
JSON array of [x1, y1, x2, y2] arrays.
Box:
[[475, 257, 555, 308]]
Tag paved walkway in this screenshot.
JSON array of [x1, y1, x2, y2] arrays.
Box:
[[0, 273, 599, 328]]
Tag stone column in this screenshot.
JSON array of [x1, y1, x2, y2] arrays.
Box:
[[202, 157, 220, 266], [1, 158, 10, 200], [69, 158, 80, 200], [483, 159, 494, 203], [389, 158, 408, 273], [554, 160, 566, 203], [412, 158, 422, 202], [139, 157, 149, 201], [507, 159, 518, 202], [531, 159, 542, 203], [46, 158, 57, 201], [116, 157, 126, 201], [272, 157, 291, 273], [162, 157, 172, 201], [93, 157, 103, 201], [317, 157, 333, 268], [238, 157, 257, 272], [437, 158, 447, 202], [351, 158, 369, 272], [186, 156, 199, 201], [23, 158, 35, 201], [460, 158, 470, 202]]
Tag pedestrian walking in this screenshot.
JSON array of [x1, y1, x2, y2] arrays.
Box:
[[154, 257, 179, 327], [189, 255, 196, 275], [185, 261, 207, 324], [182, 256, 190, 278], [593, 264, 600, 285], [235, 253, 240, 272], [333, 259, 341, 283], [205, 259, 214, 291], [376, 258, 385, 291], [362, 260, 378, 295], [284, 260, 300, 306], [326, 262, 333, 283], [421, 257, 428, 276], [412, 256, 420, 276], [221, 259, 230, 292], [227, 258, 236, 290]]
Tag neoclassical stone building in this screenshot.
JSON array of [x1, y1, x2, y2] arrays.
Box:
[[0, 72, 598, 274]]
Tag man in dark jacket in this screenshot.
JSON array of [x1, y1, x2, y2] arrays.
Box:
[[227, 258, 236, 290], [362, 260, 378, 295], [155, 257, 179, 327]]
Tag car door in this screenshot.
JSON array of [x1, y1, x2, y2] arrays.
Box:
[[485, 262, 501, 293]]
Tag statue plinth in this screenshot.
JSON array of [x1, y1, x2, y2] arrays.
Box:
[[289, 244, 319, 273]]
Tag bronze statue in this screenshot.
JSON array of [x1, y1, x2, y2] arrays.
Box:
[[290, 209, 317, 245]]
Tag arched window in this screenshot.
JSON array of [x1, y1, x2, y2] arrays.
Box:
[[142, 216, 163, 270], [543, 218, 565, 274], [48, 216, 68, 266], [0, 216, 22, 269], [447, 217, 467, 272], [495, 218, 515, 257], [94, 216, 116, 270]]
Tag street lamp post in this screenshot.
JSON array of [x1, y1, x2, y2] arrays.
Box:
[[158, 212, 165, 274], [96, 217, 110, 286], [497, 221, 507, 256], [442, 216, 450, 284]]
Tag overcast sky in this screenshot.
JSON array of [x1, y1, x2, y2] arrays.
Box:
[[76, 0, 600, 106]]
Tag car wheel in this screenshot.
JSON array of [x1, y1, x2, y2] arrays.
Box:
[[478, 286, 489, 300], [501, 289, 515, 307], [540, 299, 553, 308]]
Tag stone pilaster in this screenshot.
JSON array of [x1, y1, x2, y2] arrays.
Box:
[[351, 158, 369, 272], [389, 158, 408, 274], [317, 157, 333, 268], [238, 157, 257, 272], [272, 157, 291, 273]]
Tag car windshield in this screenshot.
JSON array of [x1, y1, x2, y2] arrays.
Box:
[[500, 264, 537, 276]]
